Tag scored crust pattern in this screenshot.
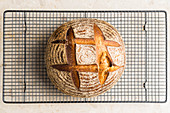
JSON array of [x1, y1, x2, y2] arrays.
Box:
[[45, 18, 126, 98]]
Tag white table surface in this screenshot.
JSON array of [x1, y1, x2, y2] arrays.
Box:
[[0, 0, 169, 113]]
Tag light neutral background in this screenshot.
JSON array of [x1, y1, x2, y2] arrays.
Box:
[[0, 0, 169, 113]]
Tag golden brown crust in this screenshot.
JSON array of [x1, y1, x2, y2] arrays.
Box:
[[93, 23, 123, 85], [51, 64, 98, 72], [103, 40, 120, 47], [75, 38, 95, 45], [46, 18, 126, 98], [65, 27, 77, 65], [64, 27, 80, 89], [52, 24, 123, 87]]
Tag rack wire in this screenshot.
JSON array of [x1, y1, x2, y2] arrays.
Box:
[[3, 10, 167, 103]]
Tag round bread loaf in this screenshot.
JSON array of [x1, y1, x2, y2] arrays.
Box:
[[45, 18, 126, 98]]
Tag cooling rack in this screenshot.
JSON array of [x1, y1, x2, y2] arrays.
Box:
[[3, 10, 167, 103]]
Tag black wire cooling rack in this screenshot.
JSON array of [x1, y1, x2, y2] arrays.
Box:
[[3, 10, 167, 103]]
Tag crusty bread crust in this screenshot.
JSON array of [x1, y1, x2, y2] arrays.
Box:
[[45, 18, 126, 98]]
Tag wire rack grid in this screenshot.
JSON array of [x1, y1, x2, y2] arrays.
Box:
[[3, 10, 167, 103]]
